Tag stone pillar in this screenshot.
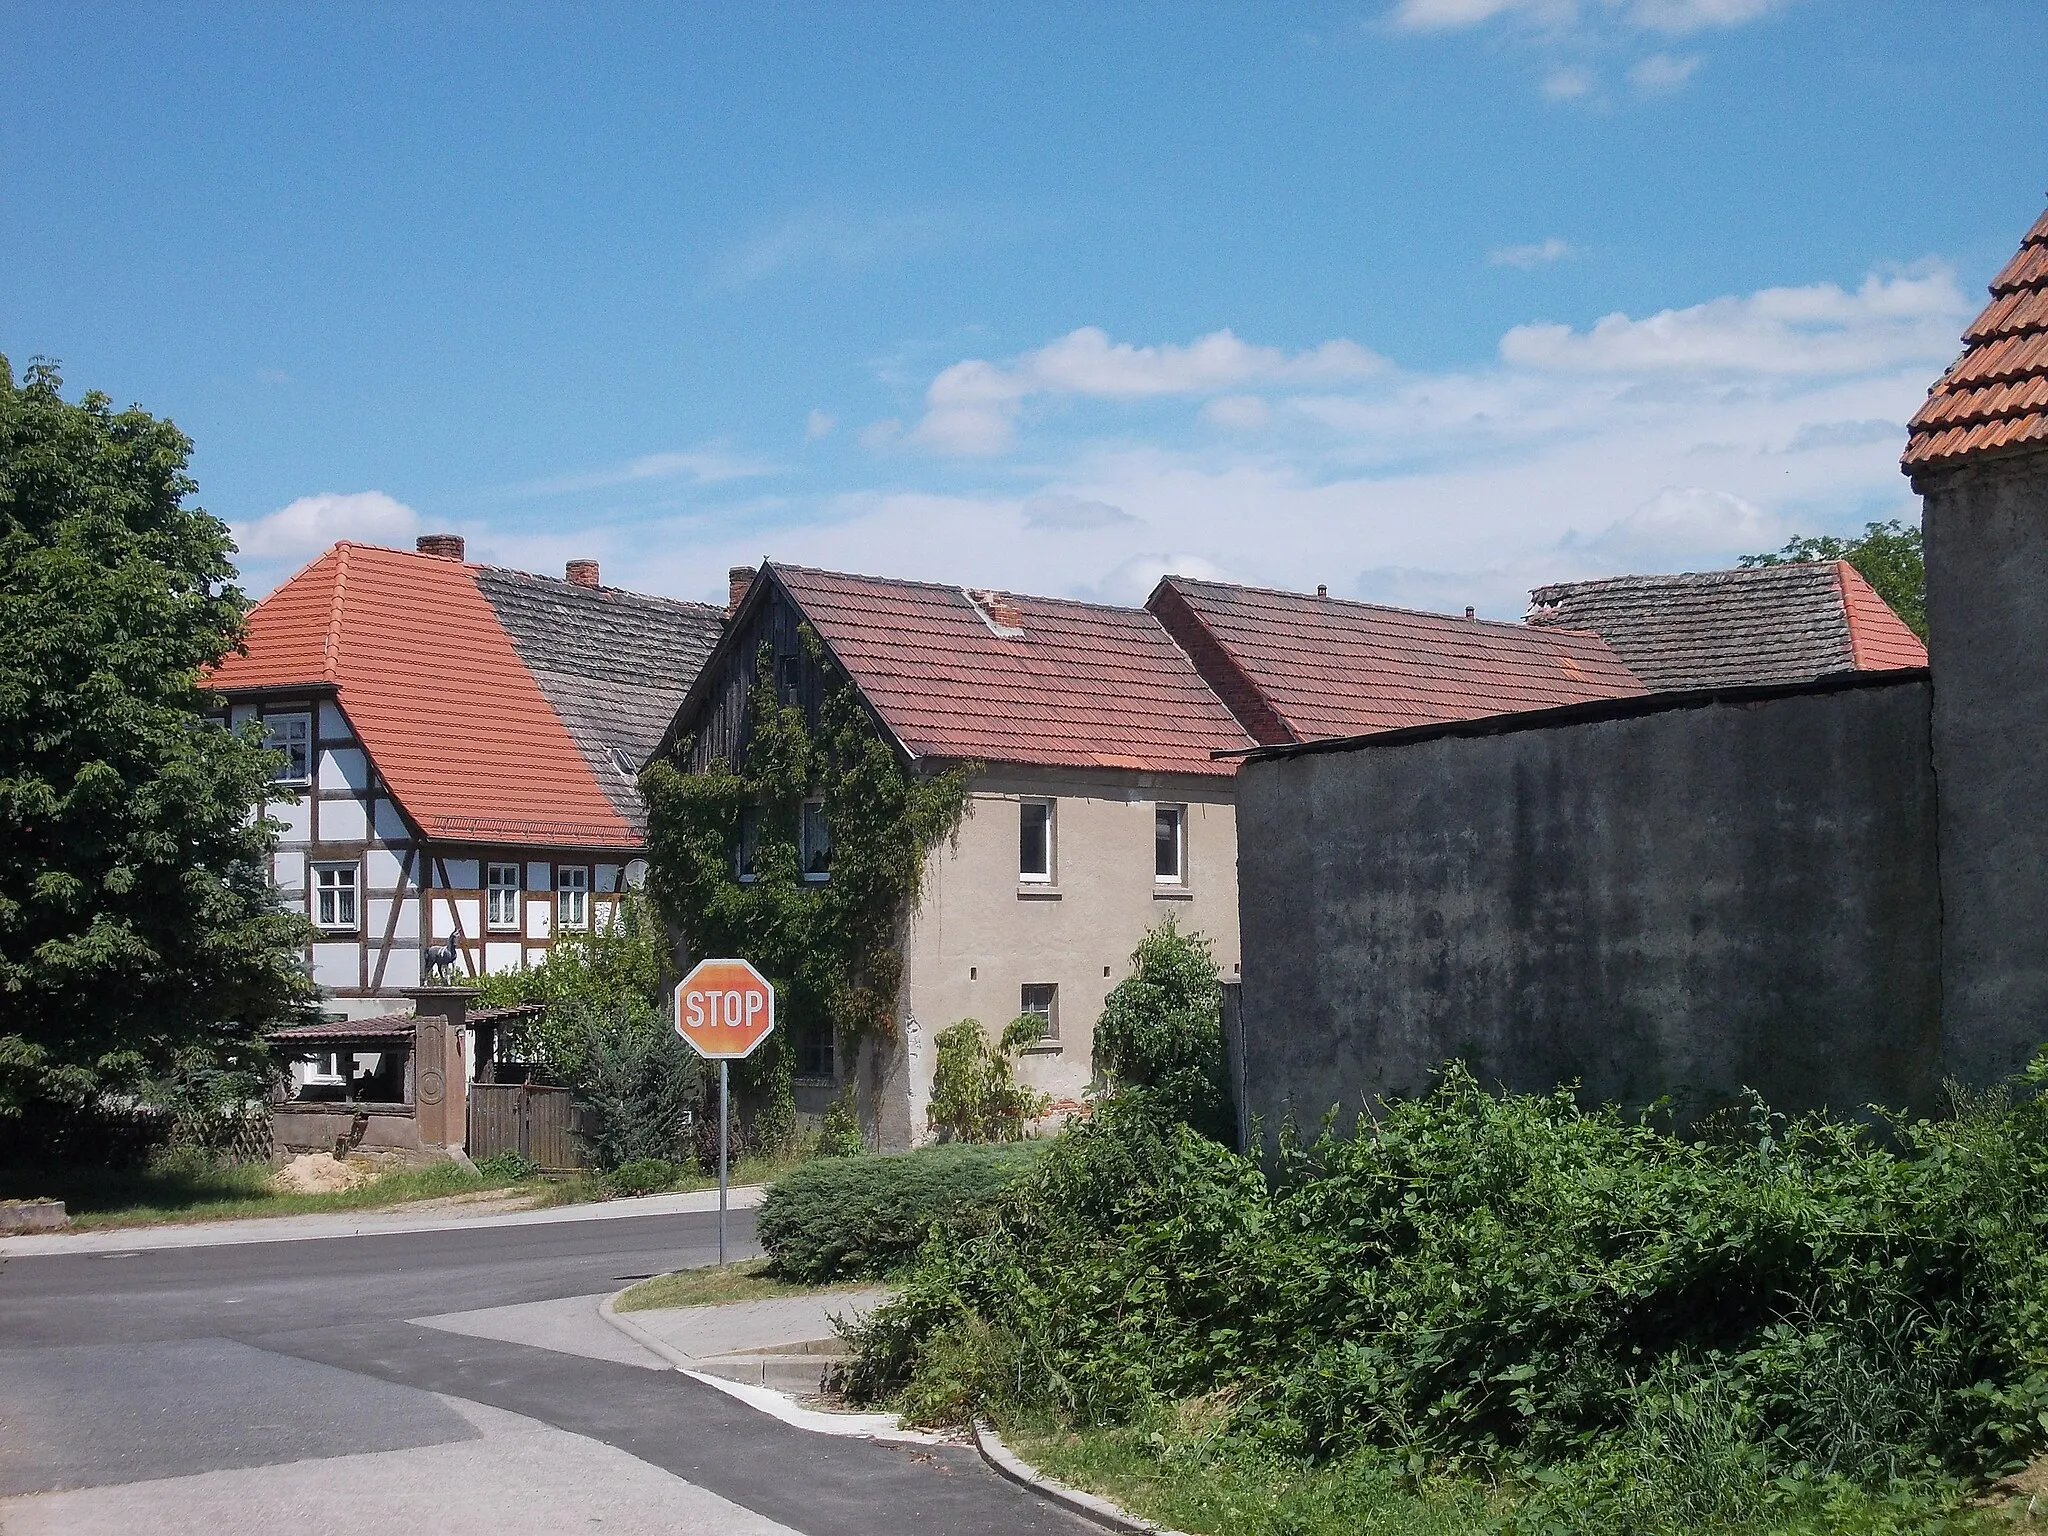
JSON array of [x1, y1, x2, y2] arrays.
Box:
[[1915, 451, 2048, 1085], [405, 987, 477, 1152]]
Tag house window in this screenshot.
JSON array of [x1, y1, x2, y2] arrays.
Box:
[[1019, 800, 1053, 883], [796, 1024, 835, 1080], [1020, 983, 1058, 1042], [487, 863, 521, 930], [801, 800, 833, 881], [777, 653, 802, 703], [266, 713, 312, 784], [736, 807, 760, 882], [558, 866, 590, 930], [1155, 805, 1186, 884], [312, 863, 359, 930]]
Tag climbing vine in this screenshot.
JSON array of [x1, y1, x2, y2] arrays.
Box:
[[639, 632, 975, 1143]]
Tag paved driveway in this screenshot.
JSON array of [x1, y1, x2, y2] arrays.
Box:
[[0, 1205, 1087, 1536]]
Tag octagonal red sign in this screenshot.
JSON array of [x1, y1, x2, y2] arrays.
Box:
[[673, 958, 777, 1060]]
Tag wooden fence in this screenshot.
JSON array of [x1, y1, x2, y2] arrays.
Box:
[[467, 1083, 585, 1171]]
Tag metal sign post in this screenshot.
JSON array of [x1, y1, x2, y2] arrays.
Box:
[[673, 958, 776, 1268]]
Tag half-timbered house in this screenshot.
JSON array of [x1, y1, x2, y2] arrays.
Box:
[[208, 535, 724, 1020]]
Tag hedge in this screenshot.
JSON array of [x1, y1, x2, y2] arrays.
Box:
[[759, 1141, 1044, 1283]]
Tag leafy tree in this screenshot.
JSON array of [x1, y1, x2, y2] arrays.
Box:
[[1742, 517, 1925, 639], [568, 1007, 702, 1171], [0, 357, 314, 1117], [1093, 916, 1232, 1142], [474, 890, 669, 1082], [927, 1016, 1050, 1143]]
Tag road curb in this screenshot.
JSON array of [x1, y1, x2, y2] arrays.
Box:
[[970, 1419, 1184, 1535], [597, 1283, 943, 1445]]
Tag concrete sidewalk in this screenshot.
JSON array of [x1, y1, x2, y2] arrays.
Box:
[[623, 1291, 890, 1384], [0, 1184, 765, 1257]]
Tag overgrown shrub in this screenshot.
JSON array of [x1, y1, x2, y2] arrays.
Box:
[[569, 1009, 702, 1172], [760, 1141, 1044, 1283], [473, 1150, 539, 1181], [928, 1016, 1050, 1142], [607, 1156, 684, 1196], [845, 1059, 2048, 1520], [819, 1087, 866, 1157], [1093, 917, 1231, 1142], [477, 893, 668, 1084]]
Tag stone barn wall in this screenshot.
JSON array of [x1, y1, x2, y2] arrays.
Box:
[[1234, 672, 1940, 1148]]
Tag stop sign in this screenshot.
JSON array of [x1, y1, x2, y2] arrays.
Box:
[[673, 958, 777, 1060]]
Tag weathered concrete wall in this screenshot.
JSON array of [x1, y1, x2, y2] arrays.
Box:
[[1236, 676, 1939, 1144], [1918, 452, 2048, 1085]]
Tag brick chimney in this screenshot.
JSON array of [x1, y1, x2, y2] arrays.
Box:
[[416, 533, 465, 561], [566, 559, 600, 589], [728, 565, 757, 616]]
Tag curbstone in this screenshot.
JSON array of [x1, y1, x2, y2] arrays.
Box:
[[0, 1198, 67, 1235], [970, 1418, 1187, 1535]]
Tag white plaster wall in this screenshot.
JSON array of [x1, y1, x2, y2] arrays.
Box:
[[485, 941, 523, 975], [525, 901, 554, 940], [273, 850, 306, 892], [596, 863, 620, 893], [526, 860, 552, 892], [320, 797, 369, 842], [312, 942, 360, 988], [270, 797, 312, 842], [373, 799, 411, 842], [367, 895, 420, 941], [230, 703, 258, 728], [432, 896, 482, 939], [885, 768, 1240, 1148], [318, 746, 369, 793], [378, 945, 422, 989], [442, 858, 480, 889], [365, 846, 410, 890]]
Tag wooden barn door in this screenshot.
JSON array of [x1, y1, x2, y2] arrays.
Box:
[[467, 1083, 584, 1171]]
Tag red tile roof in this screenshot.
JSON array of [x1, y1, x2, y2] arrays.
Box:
[[770, 564, 1254, 776], [1905, 200, 2048, 471], [1837, 562, 1928, 670], [209, 544, 638, 847], [1150, 576, 1646, 743]]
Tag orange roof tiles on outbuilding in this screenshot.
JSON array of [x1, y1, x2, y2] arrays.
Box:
[[209, 543, 638, 847], [1148, 575, 1646, 746], [767, 564, 1255, 776], [1905, 199, 2048, 472]]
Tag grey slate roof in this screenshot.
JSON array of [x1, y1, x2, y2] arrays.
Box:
[[1524, 563, 1855, 692], [473, 567, 725, 834]]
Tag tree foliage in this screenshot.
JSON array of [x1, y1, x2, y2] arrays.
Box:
[[0, 357, 314, 1115], [927, 1015, 1051, 1143], [568, 1008, 702, 1171], [1093, 916, 1232, 1142], [1743, 517, 1926, 639], [639, 634, 974, 1142], [474, 890, 668, 1083]]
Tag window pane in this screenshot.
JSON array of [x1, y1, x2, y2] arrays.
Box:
[[1020, 983, 1057, 1040], [558, 867, 589, 929], [1019, 802, 1051, 879], [802, 801, 833, 878], [266, 714, 311, 784], [1156, 806, 1183, 881], [487, 863, 520, 928], [736, 807, 760, 880]]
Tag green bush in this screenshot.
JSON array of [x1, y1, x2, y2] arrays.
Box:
[[472, 1151, 539, 1181], [927, 1016, 1049, 1142], [759, 1141, 1044, 1283], [1093, 916, 1232, 1142], [844, 1060, 2048, 1524], [607, 1157, 684, 1196], [569, 1009, 702, 1171]]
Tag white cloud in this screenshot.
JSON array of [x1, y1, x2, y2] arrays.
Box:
[[233, 491, 421, 563], [1022, 494, 1137, 531], [806, 410, 837, 439], [1628, 51, 1700, 92], [1391, 0, 1791, 34], [912, 326, 1384, 455], [1203, 394, 1273, 429], [706, 204, 967, 290], [1574, 485, 1780, 564], [1500, 267, 1966, 375], [1491, 237, 1579, 269], [1542, 66, 1597, 100], [512, 446, 780, 497]]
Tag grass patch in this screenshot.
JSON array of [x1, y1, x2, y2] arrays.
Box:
[[614, 1255, 880, 1312], [1001, 1417, 2019, 1536]]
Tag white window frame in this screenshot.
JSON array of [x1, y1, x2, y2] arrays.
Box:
[[486, 862, 522, 931], [1020, 983, 1058, 1042], [557, 865, 590, 931], [302, 1050, 345, 1086], [801, 799, 833, 882], [266, 712, 312, 785], [312, 862, 359, 931], [1155, 804, 1187, 885], [1019, 799, 1054, 884]]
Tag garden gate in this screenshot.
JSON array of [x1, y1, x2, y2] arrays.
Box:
[[467, 1083, 584, 1171]]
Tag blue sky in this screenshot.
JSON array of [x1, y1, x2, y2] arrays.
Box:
[[5, 1, 2045, 613]]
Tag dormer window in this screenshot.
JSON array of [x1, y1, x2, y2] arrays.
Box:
[[265, 713, 312, 785]]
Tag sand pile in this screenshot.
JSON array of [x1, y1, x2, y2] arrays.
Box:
[[271, 1153, 377, 1194]]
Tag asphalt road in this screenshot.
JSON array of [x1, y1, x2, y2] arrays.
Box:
[[0, 1207, 1089, 1536]]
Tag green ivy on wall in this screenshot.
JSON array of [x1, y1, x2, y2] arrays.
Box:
[[640, 633, 975, 1141]]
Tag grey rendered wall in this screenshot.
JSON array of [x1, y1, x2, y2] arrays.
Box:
[[1919, 452, 2048, 1086], [1236, 680, 1940, 1145]]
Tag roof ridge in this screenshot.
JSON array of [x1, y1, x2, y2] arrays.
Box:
[[774, 559, 1153, 617], [472, 562, 726, 616], [1171, 573, 1573, 635], [323, 542, 350, 681]]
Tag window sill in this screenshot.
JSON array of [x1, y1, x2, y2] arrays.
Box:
[[314, 928, 360, 937], [1017, 885, 1062, 900], [1019, 1043, 1063, 1056], [1153, 886, 1194, 901]]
